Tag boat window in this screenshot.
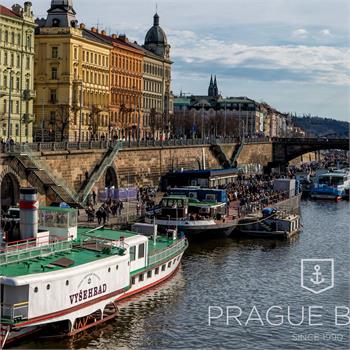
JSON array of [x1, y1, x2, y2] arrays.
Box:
[[138, 243, 145, 259], [108, 267, 111, 273], [130, 246, 136, 261], [162, 264, 166, 271], [46, 284, 50, 290], [131, 277, 135, 285], [168, 261, 172, 268], [147, 270, 152, 278], [34, 287, 38, 293], [116, 265, 119, 270], [155, 267, 159, 275], [66, 280, 69, 286], [139, 274, 144, 282]]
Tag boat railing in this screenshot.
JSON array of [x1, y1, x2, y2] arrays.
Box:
[[148, 238, 188, 266], [1, 302, 29, 322], [0, 236, 73, 266]]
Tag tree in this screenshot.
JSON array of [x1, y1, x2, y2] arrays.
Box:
[[55, 104, 72, 141], [89, 105, 103, 141]]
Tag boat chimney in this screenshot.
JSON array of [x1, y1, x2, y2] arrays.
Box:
[[19, 188, 39, 240]]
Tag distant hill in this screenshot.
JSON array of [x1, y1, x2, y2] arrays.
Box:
[[291, 116, 349, 138]]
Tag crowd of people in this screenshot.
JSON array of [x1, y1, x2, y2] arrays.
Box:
[[223, 174, 290, 217]]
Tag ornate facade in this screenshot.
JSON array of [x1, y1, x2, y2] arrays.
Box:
[[141, 13, 173, 140], [34, 0, 111, 141], [0, 2, 36, 142]]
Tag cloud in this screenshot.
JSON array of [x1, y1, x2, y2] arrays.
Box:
[[169, 33, 350, 86], [291, 28, 309, 39], [320, 29, 331, 36]]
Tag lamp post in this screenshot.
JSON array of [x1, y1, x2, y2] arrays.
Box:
[[41, 87, 46, 142], [6, 67, 13, 140], [78, 81, 83, 142]]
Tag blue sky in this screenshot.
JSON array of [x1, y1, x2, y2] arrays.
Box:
[[4, 0, 349, 121]]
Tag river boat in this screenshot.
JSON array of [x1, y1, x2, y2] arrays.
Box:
[[310, 169, 350, 200], [0, 189, 188, 348], [235, 207, 301, 239], [145, 195, 238, 238]]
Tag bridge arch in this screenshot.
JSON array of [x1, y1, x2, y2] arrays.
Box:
[[0, 169, 21, 211], [105, 166, 118, 188], [272, 138, 349, 165]]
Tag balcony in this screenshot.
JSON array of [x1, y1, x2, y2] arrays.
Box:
[[23, 89, 36, 101]]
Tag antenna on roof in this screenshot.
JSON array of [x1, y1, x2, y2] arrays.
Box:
[[156, 2, 158, 13]]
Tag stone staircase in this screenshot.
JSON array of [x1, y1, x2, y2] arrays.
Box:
[[78, 141, 123, 204], [209, 144, 231, 169], [9, 145, 81, 207], [230, 143, 243, 167]]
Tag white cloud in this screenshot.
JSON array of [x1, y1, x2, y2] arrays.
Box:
[[292, 28, 309, 39], [170, 35, 350, 86], [320, 29, 331, 36]]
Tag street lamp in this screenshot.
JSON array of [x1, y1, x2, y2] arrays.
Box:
[[78, 81, 83, 142], [41, 87, 47, 142], [6, 67, 13, 140]]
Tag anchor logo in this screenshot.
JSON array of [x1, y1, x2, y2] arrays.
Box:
[[301, 259, 334, 294], [310, 265, 325, 285]]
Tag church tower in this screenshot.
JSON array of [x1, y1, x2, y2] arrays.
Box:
[[213, 75, 219, 97], [45, 0, 78, 28], [208, 75, 214, 96]]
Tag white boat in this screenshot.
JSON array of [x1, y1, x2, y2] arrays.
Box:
[[0, 189, 188, 348]]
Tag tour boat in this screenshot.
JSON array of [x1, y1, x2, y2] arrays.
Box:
[[235, 207, 301, 239], [0, 189, 188, 348], [145, 195, 238, 238], [310, 169, 350, 200]]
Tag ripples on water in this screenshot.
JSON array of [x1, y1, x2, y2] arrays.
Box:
[[16, 201, 349, 350]]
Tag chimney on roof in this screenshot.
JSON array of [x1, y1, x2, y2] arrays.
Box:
[[111, 34, 117, 39], [80, 23, 86, 30], [101, 30, 106, 36]]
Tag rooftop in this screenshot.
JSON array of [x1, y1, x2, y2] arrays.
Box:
[[0, 5, 21, 19]]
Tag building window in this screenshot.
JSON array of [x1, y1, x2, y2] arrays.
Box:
[[138, 243, 145, 259], [51, 67, 58, 80], [130, 246, 136, 261], [52, 46, 58, 59], [26, 56, 30, 70], [50, 89, 57, 104], [15, 124, 19, 136], [74, 47, 78, 60]]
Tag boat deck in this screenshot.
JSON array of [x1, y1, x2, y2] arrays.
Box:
[[0, 228, 176, 278]]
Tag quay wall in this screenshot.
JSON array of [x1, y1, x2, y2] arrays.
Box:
[[0, 142, 276, 206]]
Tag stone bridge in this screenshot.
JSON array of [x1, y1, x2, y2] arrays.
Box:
[[270, 138, 349, 168]]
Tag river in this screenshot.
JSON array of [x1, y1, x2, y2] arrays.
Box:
[[16, 200, 350, 350]]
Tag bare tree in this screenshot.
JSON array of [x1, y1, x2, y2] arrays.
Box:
[[55, 104, 72, 141]]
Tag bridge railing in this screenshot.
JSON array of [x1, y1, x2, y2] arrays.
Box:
[[0, 136, 277, 154]]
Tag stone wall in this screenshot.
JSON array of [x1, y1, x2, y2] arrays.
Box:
[[236, 142, 273, 166]]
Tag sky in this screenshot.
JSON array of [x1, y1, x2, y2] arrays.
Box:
[[3, 0, 350, 121]]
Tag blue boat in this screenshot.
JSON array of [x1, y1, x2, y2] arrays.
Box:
[[311, 170, 350, 200]]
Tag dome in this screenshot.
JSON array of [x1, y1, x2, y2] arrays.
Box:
[[145, 13, 167, 46]]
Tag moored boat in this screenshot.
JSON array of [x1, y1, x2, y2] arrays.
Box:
[[0, 188, 188, 348], [145, 195, 238, 238], [310, 169, 350, 200], [235, 207, 301, 239]]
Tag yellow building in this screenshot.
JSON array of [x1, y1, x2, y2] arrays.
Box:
[[34, 0, 111, 141], [0, 2, 36, 143]]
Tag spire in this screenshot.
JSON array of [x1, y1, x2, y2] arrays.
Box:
[[214, 75, 218, 97], [208, 75, 214, 96], [153, 12, 159, 26]]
